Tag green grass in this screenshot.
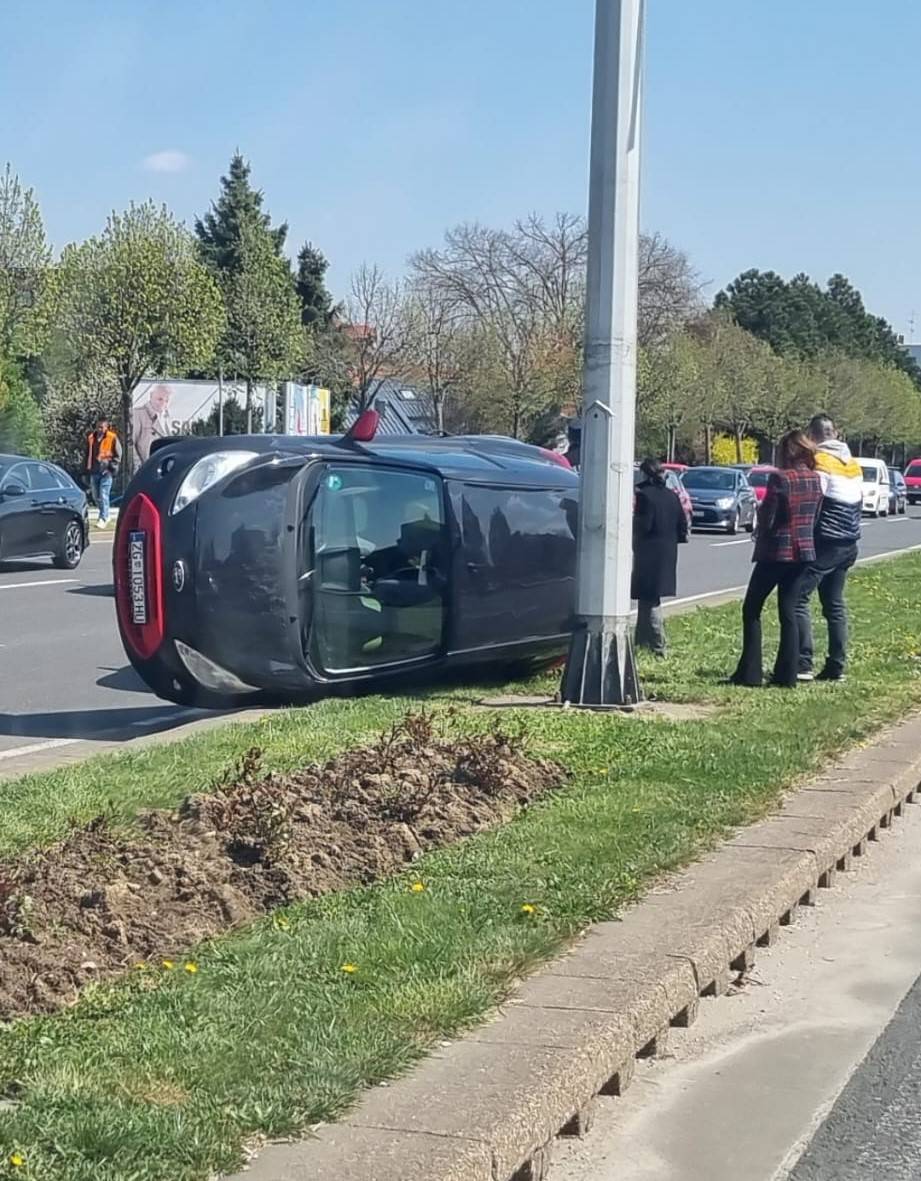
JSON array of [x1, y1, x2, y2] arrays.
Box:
[[1, 555, 921, 1180]]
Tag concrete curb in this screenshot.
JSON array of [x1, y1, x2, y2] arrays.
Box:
[[230, 713, 921, 1181]]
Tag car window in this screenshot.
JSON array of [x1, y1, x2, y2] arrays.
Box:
[[682, 469, 736, 490], [860, 465, 880, 483], [906, 462, 921, 477], [26, 462, 60, 491], [1, 462, 31, 490], [307, 466, 446, 673]]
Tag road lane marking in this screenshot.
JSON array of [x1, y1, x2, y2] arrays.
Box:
[[0, 738, 78, 761], [672, 584, 748, 607], [0, 578, 79, 591], [710, 539, 752, 547]]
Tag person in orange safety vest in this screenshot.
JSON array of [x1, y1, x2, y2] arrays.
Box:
[[85, 417, 123, 527]]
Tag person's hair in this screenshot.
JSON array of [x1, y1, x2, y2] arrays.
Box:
[[806, 414, 835, 443], [779, 429, 817, 470], [96, 416, 108, 427], [640, 456, 666, 485]]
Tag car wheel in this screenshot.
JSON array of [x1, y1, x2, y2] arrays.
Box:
[[900, 500, 907, 515], [745, 509, 755, 533], [53, 520, 84, 569], [726, 512, 738, 536]]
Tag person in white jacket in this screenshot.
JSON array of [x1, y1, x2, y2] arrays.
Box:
[[796, 414, 863, 682]]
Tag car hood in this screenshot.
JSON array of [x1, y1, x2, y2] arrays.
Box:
[[686, 487, 735, 502]]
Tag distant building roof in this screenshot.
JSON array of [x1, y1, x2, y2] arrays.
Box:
[[343, 379, 439, 436]]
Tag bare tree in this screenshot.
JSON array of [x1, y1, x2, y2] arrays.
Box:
[[345, 263, 411, 411], [638, 231, 702, 347], [403, 277, 467, 433]]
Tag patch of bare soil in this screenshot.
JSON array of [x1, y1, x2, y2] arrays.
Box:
[[0, 713, 565, 1021]]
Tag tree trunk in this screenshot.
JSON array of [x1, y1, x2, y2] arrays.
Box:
[[245, 379, 253, 434], [734, 427, 743, 463], [435, 392, 445, 435], [667, 425, 676, 462], [120, 378, 134, 483], [770, 439, 777, 465], [704, 423, 712, 465]]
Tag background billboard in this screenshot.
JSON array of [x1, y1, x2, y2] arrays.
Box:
[[131, 379, 268, 466]]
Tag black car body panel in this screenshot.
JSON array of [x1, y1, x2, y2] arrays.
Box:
[[114, 434, 579, 706], [0, 453, 89, 566]]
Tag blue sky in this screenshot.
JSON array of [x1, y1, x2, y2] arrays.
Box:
[[2, 0, 920, 335]]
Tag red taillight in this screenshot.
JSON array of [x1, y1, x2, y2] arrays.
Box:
[[115, 493, 164, 660], [539, 448, 573, 470]]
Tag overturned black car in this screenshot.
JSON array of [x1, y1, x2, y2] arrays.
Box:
[[114, 418, 579, 707]]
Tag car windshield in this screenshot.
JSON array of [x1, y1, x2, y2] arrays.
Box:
[[748, 470, 772, 487], [905, 462, 921, 476], [681, 469, 736, 491], [303, 465, 447, 674], [861, 466, 880, 483], [0, 461, 10, 484]]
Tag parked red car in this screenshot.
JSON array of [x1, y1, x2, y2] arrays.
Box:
[[746, 465, 777, 503], [904, 459, 921, 505]]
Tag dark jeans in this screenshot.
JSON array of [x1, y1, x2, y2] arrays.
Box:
[[732, 561, 809, 687], [796, 542, 859, 676], [636, 598, 666, 655]]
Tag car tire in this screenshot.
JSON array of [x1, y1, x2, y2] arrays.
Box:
[[53, 520, 84, 570], [900, 501, 907, 515], [745, 510, 755, 533], [726, 512, 738, 536]]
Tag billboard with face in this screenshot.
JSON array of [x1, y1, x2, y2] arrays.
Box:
[[131, 379, 268, 466]]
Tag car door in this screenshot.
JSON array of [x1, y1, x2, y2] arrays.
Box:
[[23, 461, 67, 552], [0, 462, 38, 557], [737, 473, 756, 525]]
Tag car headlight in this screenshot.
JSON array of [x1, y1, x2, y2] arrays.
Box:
[[171, 451, 259, 514], [715, 497, 734, 509]]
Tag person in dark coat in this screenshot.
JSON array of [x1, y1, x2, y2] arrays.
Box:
[[632, 457, 689, 657], [730, 430, 823, 688]]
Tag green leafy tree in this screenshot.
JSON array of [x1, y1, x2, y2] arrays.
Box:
[[295, 241, 335, 326], [190, 393, 261, 437], [638, 333, 703, 460], [219, 222, 302, 430], [0, 164, 54, 360], [58, 202, 224, 475], [0, 355, 44, 456], [195, 153, 287, 272]]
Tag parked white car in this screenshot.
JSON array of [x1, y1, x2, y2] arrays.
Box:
[[856, 457, 891, 517]]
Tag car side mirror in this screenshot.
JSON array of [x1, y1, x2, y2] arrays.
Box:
[[0, 481, 26, 499]]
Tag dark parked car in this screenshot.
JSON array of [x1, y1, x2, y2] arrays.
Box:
[[114, 426, 579, 707], [681, 466, 757, 533], [0, 454, 89, 568], [888, 468, 907, 515]]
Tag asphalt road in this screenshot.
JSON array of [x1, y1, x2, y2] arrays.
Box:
[[1, 510, 921, 770]]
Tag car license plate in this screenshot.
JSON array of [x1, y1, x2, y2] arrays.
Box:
[[128, 531, 147, 625], [692, 510, 705, 519]]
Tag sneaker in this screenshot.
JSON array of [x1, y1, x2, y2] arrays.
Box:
[[797, 671, 815, 682], [816, 667, 846, 682]]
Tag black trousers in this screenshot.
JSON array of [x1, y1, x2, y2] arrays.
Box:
[[732, 561, 809, 687], [796, 542, 859, 676]]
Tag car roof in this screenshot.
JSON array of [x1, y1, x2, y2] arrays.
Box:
[[0, 453, 63, 467]]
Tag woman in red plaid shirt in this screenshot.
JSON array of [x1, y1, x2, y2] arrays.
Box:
[[731, 430, 823, 687]]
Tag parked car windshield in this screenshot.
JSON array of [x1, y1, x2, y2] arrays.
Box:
[[906, 461, 921, 477], [681, 469, 736, 491], [304, 465, 447, 674]]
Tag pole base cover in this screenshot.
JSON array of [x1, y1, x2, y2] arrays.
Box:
[[561, 622, 643, 708]]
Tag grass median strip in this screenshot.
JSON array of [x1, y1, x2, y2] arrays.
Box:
[[1, 555, 920, 1181]]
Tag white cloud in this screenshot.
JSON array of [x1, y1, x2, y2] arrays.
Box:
[[142, 150, 190, 174]]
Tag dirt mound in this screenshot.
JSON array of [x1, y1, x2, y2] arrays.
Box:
[[0, 713, 565, 1020]]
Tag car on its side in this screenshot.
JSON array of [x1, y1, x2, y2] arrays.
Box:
[[856, 457, 891, 517], [888, 468, 907, 515], [680, 465, 757, 534], [0, 454, 89, 569], [113, 425, 579, 708], [904, 458, 921, 505], [633, 466, 693, 533], [746, 464, 778, 503]]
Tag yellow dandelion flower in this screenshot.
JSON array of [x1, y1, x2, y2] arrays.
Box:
[[162, 960, 175, 971], [184, 962, 198, 974], [9, 1153, 25, 1168], [521, 903, 537, 916], [341, 962, 358, 975], [133, 962, 146, 971], [410, 881, 426, 893], [275, 915, 291, 930]]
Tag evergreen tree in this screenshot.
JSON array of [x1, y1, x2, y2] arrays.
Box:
[[195, 153, 288, 273], [295, 241, 334, 326]]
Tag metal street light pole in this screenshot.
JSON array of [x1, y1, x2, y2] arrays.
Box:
[[562, 0, 645, 708]]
